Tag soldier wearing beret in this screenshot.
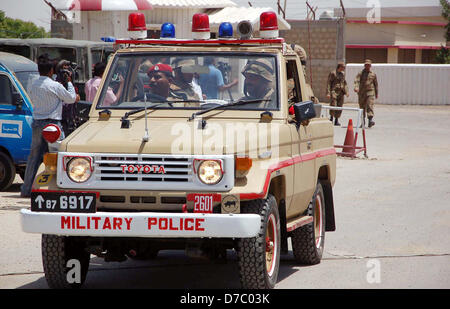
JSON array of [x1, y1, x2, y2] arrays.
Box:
[[241, 58, 275, 109], [354, 59, 378, 128], [327, 61, 349, 126]]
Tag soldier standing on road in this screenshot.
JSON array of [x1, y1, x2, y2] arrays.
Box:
[[326, 62, 349, 126], [354, 59, 378, 128]]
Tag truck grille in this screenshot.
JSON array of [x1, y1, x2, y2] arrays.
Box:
[[94, 155, 193, 183]]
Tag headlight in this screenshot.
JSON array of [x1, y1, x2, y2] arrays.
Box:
[[198, 160, 223, 185], [67, 157, 92, 183]]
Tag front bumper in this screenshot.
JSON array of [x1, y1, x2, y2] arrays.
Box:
[[20, 209, 260, 238]]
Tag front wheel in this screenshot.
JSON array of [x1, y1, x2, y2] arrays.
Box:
[[42, 235, 90, 289], [236, 194, 281, 289], [0, 152, 15, 191], [291, 181, 326, 265]]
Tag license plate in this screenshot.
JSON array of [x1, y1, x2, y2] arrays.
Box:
[[31, 192, 97, 213], [193, 194, 215, 214]]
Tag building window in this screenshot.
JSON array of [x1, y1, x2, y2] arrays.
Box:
[[346, 48, 388, 63], [398, 49, 415, 63], [422, 49, 438, 64]]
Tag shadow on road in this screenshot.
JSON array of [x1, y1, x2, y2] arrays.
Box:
[[16, 250, 309, 289]]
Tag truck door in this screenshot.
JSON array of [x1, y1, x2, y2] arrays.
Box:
[[0, 72, 32, 164], [286, 59, 316, 217]]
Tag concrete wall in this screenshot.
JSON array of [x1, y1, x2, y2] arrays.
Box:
[[51, 20, 73, 39], [346, 64, 450, 105], [280, 19, 345, 103]]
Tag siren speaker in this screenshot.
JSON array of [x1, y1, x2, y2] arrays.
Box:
[[237, 20, 253, 39]]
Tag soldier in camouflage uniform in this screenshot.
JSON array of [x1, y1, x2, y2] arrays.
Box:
[[326, 62, 349, 126], [240, 58, 275, 109], [171, 58, 202, 106], [354, 59, 378, 128], [287, 44, 307, 103]]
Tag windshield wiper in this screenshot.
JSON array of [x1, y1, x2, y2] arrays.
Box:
[[121, 101, 170, 123], [188, 99, 270, 121]]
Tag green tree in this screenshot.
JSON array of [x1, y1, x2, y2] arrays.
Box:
[[440, 0, 450, 41], [437, 0, 450, 63], [0, 10, 49, 38]]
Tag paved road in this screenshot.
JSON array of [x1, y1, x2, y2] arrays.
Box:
[[0, 104, 449, 289]]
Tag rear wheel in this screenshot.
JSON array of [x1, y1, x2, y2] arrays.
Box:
[[0, 152, 15, 191], [291, 181, 326, 265], [237, 194, 280, 289], [42, 235, 90, 289]]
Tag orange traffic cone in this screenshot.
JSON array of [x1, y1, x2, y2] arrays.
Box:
[[342, 119, 355, 157]]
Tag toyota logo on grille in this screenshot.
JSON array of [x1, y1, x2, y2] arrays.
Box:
[[121, 164, 166, 174]]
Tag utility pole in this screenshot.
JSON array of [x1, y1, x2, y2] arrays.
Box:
[[277, 0, 287, 19], [339, 0, 346, 18]]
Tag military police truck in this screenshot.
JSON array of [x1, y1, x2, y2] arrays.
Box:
[[21, 12, 337, 289]]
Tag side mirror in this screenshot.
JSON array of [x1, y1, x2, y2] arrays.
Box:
[[293, 101, 316, 123], [12, 92, 23, 110]]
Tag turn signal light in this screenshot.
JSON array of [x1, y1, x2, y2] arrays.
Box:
[[236, 157, 252, 171], [43, 152, 57, 172], [42, 124, 61, 143]]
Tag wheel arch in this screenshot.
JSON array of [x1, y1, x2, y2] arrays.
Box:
[[317, 165, 336, 232], [268, 175, 288, 253]]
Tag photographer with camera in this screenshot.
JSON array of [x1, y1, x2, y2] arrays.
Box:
[[199, 57, 238, 100], [55, 59, 81, 135], [20, 55, 78, 198]]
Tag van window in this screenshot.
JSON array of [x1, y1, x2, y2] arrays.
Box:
[[0, 74, 13, 105], [0, 45, 31, 58]]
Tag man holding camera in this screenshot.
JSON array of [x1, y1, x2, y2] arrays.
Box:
[[20, 56, 78, 198]]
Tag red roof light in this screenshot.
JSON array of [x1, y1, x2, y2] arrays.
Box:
[[128, 12, 146, 31], [192, 13, 210, 32], [260, 11, 278, 31]]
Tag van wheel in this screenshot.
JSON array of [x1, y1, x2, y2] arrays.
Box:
[[42, 235, 90, 289], [0, 152, 15, 191], [291, 181, 326, 265], [237, 194, 280, 289]]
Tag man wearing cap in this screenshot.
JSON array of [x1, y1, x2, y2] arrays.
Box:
[[171, 58, 202, 104], [241, 58, 275, 108], [133, 64, 180, 103], [326, 62, 349, 126], [354, 59, 378, 128]]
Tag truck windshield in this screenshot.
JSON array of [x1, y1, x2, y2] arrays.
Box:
[[96, 52, 279, 111]]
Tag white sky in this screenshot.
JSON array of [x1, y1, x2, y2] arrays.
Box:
[[0, 0, 442, 32]]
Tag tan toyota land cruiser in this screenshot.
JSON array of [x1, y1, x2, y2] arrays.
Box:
[[21, 12, 336, 289]]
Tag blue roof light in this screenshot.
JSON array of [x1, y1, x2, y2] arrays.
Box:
[[160, 23, 176, 39], [101, 36, 116, 42], [218, 22, 233, 38]]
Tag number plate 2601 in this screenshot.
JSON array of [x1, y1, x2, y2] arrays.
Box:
[[31, 192, 97, 213]]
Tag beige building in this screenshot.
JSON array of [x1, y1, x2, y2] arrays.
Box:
[[334, 6, 448, 63]]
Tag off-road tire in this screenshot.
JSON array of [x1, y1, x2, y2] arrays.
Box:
[[291, 181, 326, 265], [0, 152, 15, 191], [237, 194, 281, 289], [42, 234, 90, 289]]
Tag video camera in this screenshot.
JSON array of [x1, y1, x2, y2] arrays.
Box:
[[55, 60, 79, 90]]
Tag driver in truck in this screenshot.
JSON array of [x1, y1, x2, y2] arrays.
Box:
[[241, 58, 275, 108]]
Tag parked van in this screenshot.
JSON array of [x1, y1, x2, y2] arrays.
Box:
[[0, 52, 37, 190], [0, 38, 114, 99]]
